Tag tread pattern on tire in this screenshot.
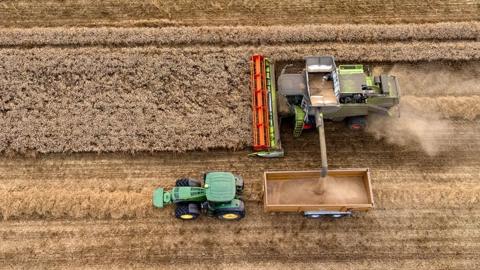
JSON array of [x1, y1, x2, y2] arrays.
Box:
[[175, 178, 200, 187]]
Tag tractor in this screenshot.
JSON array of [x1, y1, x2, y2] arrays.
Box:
[[251, 55, 400, 176], [152, 171, 245, 220]]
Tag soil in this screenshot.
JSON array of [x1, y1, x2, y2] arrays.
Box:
[[0, 2, 479, 268]]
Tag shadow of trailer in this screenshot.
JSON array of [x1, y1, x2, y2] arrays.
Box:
[[263, 168, 374, 218]]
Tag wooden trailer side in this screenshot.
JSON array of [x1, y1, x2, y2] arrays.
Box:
[[263, 169, 374, 213]]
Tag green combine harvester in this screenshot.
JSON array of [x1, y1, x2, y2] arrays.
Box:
[[251, 55, 401, 177], [152, 172, 245, 220]]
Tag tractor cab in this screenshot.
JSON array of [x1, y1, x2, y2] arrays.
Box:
[[204, 172, 237, 202]]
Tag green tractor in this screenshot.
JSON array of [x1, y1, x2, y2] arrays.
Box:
[[152, 171, 245, 221]]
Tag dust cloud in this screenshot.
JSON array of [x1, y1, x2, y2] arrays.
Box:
[[367, 101, 452, 156], [367, 62, 480, 156]]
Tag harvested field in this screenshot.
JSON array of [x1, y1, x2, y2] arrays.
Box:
[[0, 119, 479, 269], [0, 0, 478, 27], [1, 2, 479, 268]]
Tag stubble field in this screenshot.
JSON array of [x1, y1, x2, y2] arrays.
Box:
[[0, 1, 479, 269]]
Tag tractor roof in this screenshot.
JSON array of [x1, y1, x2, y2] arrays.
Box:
[[204, 172, 236, 202]]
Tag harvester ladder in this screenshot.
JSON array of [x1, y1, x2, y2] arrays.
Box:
[[293, 105, 305, 138], [251, 54, 270, 151]]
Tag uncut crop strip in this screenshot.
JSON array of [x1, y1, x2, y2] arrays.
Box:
[[0, 22, 477, 47], [1, 44, 480, 153]]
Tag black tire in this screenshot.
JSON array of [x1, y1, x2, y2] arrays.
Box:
[[175, 178, 201, 187], [216, 211, 245, 221], [175, 203, 200, 220], [346, 116, 367, 130], [305, 213, 322, 219], [235, 175, 244, 195], [236, 182, 244, 195], [215, 200, 245, 221]]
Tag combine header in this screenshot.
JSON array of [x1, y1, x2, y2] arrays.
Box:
[[250, 54, 283, 157]]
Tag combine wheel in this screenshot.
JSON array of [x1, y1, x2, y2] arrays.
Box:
[[175, 203, 200, 220], [175, 178, 201, 187], [346, 116, 367, 130]]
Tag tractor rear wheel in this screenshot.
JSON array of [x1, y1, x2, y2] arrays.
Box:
[[175, 178, 201, 187], [216, 211, 245, 221], [346, 116, 367, 130], [175, 203, 200, 220]]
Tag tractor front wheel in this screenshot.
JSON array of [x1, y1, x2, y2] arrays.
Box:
[[346, 116, 367, 130], [175, 203, 200, 220]]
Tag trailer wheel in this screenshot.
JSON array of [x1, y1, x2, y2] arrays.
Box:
[[346, 116, 367, 130], [175, 178, 201, 187], [175, 203, 200, 220], [330, 213, 351, 218], [305, 213, 322, 219]]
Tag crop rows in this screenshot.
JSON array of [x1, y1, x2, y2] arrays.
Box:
[[0, 22, 477, 47]]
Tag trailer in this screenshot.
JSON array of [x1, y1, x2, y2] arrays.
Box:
[[263, 168, 373, 218]]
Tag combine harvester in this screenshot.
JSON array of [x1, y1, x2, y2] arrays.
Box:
[[251, 54, 400, 218]]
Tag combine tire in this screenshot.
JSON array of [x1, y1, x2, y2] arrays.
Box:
[[346, 116, 367, 130], [175, 203, 200, 220], [175, 178, 201, 187]]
